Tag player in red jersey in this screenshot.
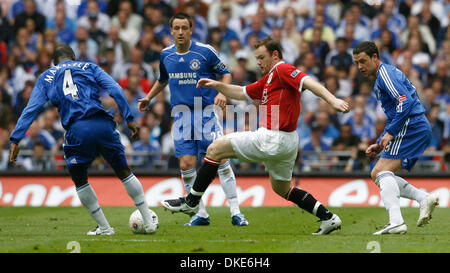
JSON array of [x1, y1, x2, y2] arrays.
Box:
[[162, 37, 350, 234]]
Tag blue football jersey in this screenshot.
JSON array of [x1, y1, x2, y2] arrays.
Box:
[[10, 60, 133, 143], [374, 63, 426, 138], [158, 41, 230, 108]]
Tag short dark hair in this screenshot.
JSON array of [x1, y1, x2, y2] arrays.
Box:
[[33, 141, 45, 149], [352, 41, 379, 58], [169, 12, 193, 28], [254, 36, 283, 60], [53, 43, 75, 65]]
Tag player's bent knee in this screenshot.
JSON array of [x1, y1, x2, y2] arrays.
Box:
[[114, 166, 132, 181], [206, 138, 228, 160], [72, 177, 88, 188], [178, 155, 197, 170]]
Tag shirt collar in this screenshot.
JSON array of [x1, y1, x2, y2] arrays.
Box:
[[269, 61, 285, 74]]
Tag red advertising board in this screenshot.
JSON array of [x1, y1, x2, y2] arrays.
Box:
[[0, 176, 448, 207]]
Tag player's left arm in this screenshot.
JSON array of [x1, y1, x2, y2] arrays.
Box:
[[278, 66, 349, 113], [93, 64, 134, 123], [209, 47, 231, 110], [93, 65, 139, 139], [214, 74, 231, 109], [9, 77, 49, 162], [303, 77, 350, 113]]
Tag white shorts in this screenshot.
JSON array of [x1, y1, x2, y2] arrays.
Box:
[[226, 127, 299, 181]]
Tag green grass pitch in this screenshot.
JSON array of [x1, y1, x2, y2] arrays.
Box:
[[0, 206, 449, 253]]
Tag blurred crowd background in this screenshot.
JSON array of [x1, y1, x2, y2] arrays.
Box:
[[0, 0, 449, 173]]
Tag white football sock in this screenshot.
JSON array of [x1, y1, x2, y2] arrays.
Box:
[[122, 173, 152, 226], [218, 161, 241, 216], [377, 171, 404, 225], [181, 168, 209, 218], [76, 183, 110, 229], [394, 175, 428, 203]]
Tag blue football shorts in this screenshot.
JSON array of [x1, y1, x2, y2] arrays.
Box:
[[63, 113, 127, 180], [380, 114, 432, 171], [172, 108, 223, 161]]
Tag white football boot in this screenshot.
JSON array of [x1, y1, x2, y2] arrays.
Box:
[[312, 214, 342, 235], [417, 194, 439, 227], [162, 197, 199, 217], [86, 226, 115, 236], [373, 222, 407, 235]]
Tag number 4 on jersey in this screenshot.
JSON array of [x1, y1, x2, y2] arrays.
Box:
[[63, 69, 79, 100]]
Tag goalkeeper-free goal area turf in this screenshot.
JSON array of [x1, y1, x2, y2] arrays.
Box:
[[0, 206, 449, 253]]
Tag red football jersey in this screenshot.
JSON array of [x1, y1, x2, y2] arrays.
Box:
[[243, 62, 309, 132]]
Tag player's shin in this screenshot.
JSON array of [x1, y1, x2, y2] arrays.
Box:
[[377, 171, 404, 225], [185, 157, 220, 207], [218, 160, 241, 216], [286, 187, 333, 221], [76, 183, 110, 229], [122, 174, 153, 226]]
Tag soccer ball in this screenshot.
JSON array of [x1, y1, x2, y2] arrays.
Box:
[[129, 208, 159, 234]]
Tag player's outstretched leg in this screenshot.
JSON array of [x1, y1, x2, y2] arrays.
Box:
[[76, 183, 115, 235], [217, 161, 249, 226], [181, 168, 210, 226], [284, 186, 342, 235], [394, 175, 439, 227], [121, 172, 155, 233], [374, 171, 407, 235]]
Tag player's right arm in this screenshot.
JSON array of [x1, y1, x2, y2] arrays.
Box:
[[138, 80, 168, 112], [9, 76, 49, 162], [196, 78, 247, 100], [139, 51, 170, 112]]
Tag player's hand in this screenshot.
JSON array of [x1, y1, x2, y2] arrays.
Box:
[[332, 98, 350, 113], [9, 142, 19, 164], [366, 144, 381, 160], [196, 78, 217, 89], [137, 97, 150, 112], [214, 93, 227, 110], [127, 121, 140, 141], [379, 132, 394, 151]]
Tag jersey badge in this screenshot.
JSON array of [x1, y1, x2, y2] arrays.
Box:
[[190, 59, 200, 70], [291, 69, 300, 78]]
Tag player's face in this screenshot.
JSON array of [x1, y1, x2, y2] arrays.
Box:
[[171, 18, 192, 47], [254, 45, 275, 75], [353, 52, 378, 78]]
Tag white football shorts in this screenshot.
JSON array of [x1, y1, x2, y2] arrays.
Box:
[[226, 127, 299, 181]]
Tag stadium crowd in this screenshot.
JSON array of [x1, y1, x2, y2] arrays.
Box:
[[0, 0, 449, 172]]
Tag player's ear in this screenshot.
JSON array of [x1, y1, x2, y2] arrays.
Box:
[[371, 53, 379, 61]]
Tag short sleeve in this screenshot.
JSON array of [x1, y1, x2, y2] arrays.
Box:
[[244, 77, 266, 100], [277, 65, 309, 92], [158, 53, 169, 82], [207, 47, 230, 76]]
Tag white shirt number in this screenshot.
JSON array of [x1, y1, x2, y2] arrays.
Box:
[[63, 69, 79, 100]]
